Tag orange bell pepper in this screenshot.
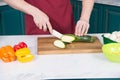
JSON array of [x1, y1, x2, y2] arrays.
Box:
[[0, 45, 16, 62]]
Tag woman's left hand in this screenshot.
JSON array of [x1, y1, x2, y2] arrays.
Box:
[[75, 20, 89, 36]]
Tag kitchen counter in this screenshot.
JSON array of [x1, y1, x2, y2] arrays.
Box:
[[78, 0, 120, 7], [0, 34, 120, 80]]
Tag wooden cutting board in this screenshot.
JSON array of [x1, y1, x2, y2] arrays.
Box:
[[37, 36, 102, 55]]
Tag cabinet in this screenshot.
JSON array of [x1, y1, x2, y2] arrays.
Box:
[[71, 0, 120, 33], [103, 5, 120, 33], [0, 5, 25, 35]]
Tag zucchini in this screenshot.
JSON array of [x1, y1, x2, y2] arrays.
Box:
[[54, 40, 66, 48], [74, 35, 95, 42], [61, 35, 75, 43], [61, 34, 95, 43], [53, 35, 95, 49]]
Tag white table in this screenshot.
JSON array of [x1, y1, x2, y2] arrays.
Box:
[[0, 34, 120, 80]]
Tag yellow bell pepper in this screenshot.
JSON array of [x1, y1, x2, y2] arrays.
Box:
[[15, 48, 34, 63], [15, 48, 30, 57], [17, 54, 34, 63]]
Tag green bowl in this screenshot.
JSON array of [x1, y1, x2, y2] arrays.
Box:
[[102, 43, 120, 63], [102, 35, 117, 44]]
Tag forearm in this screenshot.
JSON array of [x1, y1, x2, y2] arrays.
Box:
[[80, 0, 94, 22], [3, 0, 53, 33], [3, 0, 42, 17]]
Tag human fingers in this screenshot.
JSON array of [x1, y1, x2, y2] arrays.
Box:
[[46, 21, 53, 34], [75, 21, 79, 36], [75, 21, 83, 36], [80, 22, 89, 35], [42, 23, 47, 32], [84, 23, 89, 35], [75, 20, 89, 36], [33, 18, 43, 29], [80, 23, 86, 36]]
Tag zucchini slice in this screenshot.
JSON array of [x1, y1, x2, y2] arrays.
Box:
[[54, 40, 66, 48], [61, 35, 75, 43]]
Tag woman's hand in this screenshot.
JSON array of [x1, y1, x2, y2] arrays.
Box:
[[74, 0, 94, 36], [75, 19, 89, 36], [32, 11, 53, 33], [3, 0, 53, 33]]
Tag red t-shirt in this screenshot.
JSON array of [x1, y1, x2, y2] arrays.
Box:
[[25, 0, 75, 35]]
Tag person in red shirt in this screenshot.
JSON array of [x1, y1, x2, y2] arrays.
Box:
[[4, 0, 94, 36]]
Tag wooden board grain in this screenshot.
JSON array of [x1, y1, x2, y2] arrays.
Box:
[[37, 36, 102, 55]]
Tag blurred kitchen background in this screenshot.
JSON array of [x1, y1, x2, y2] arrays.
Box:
[[0, 0, 120, 35]]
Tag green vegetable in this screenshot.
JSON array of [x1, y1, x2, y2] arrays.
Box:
[[61, 34, 95, 43], [53, 34, 95, 49], [74, 35, 95, 42], [54, 40, 66, 48]]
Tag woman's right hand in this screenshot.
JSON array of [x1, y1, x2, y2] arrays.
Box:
[[3, 0, 53, 33], [32, 10, 53, 33]]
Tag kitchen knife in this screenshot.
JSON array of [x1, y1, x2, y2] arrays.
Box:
[[51, 29, 63, 39]]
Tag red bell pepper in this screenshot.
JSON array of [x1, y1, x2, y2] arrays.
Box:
[[14, 42, 27, 52]]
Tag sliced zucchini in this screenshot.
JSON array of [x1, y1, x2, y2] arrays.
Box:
[[61, 35, 75, 43], [61, 34, 95, 43], [54, 40, 66, 48]]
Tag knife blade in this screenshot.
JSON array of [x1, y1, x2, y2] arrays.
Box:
[[51, 29, 63, 39]]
